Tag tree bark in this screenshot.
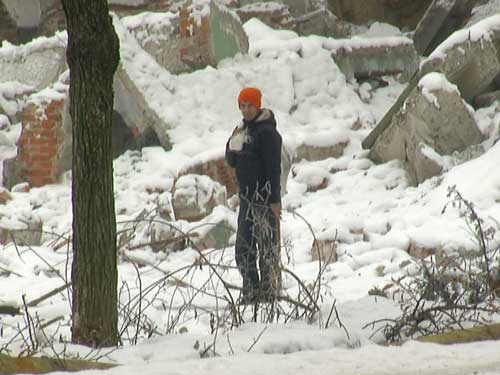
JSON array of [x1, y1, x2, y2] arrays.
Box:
[[61, 1, 120, 347]]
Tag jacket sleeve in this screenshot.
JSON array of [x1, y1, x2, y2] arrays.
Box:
[[259, 126, 282, 204], [225, 126, 239, 168], [225, 139, 237, 168]]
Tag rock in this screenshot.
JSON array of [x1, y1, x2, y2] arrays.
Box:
[[0, 215, 43, 247], [414, 0, 481, 56], [149, 221, 188, 253], [408, 143, 444, 185], [179, 153, 239, 197], [370, 73, 483, 185], [326, 36, 419, 82], [408, 241, 440, 259], [122, 12, 191, 74], [178, 0, 249, 71], [0, 188, 12, 204], [192, 209, 236, 250], [0, 81, 35, 123], [363, 16, 500, 151], [2, 157, 23, 191], [11, 182, 30, 193], [311, 238, 338, 263], [172, 174, 227, 222], [421, 30, 500, 102], [236, 2, 295, 31], [327, 0, 433, 31], [294, 8, 349, 38], [0, 43, 66, 91], [466, 0, 500, 27], [473, 90, 500, 108], [114, 66, 172, 149], [296, 140, 348, 161]]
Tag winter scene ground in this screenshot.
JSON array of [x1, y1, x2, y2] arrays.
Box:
[[1, 3, 500, 375]]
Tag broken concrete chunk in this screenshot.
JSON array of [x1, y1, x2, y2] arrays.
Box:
[[179, 152, 239, 198], [325, 37, 419, 82], [422, 34, 500, 102], [123, 0, 248, 73], [294, 8, 348, 38], [363, 15, 500, 151], [179, 0, 249, 71], [122, 12, 189, 74], [0, 214, 43, 247], [295, 140, 348, 162], [413, 0, 481, 56], [236, 2, 294, 30], [0, 44, 66, 91], [311, 237, 337, 263], [114, 66, 172, 149], [172, 174, 227, 222], [413, 0, 457, 56], [406, 143, 444, 185], [466, 0, 500, 27], [327, 0, 432, 31], [473, 90, 500, 108], [192, 207, 236, 250], [370, 72, 483, 185]]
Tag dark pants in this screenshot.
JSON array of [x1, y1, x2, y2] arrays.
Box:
[[235, 197, 279, 297]]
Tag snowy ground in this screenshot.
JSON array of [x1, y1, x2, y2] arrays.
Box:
[[1, 13, 500, 375]]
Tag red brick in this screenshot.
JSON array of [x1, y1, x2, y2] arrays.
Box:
[[41, 120, 56, 129], [33, 161, 54, 170], [29, 137, 49, 146], [38, 146, 58, 157]]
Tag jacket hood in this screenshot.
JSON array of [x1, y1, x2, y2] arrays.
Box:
[[243, 108, 276, 127]]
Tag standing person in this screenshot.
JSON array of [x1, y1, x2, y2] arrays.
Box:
[[225, 87, 282, 304]]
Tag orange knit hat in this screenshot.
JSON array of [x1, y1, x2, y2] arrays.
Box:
[[238, 87, 262, 109]]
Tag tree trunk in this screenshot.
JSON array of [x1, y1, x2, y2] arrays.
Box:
[[61, 1, 120, 347]]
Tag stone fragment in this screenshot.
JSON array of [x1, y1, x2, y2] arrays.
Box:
[[326, 37, 419, 82], [172, 174, 227, 222]]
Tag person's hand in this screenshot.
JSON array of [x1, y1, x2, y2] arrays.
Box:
[[271, 203, 281, 219]]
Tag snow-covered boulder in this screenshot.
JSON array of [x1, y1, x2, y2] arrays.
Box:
[[363, 16, 500, 159], [413, 0, 480, 56], [326, 36, 419, 82], [0, 212, 43, 247], [0, 35, 67, 91], [466, 0, 500, 27], [172, 174, 227, 222], [0, 187, 12, 204], [179, 152, 239, 198], [420, 19, 500, 102], [311, 237, 338, 263], [123, 0, 249, 74], [190, 206, 236, 251], [370, 73, 483, 185], [295, 136, 348, 162], [114, 66, 172, 150], [327, 0, 431, 32], [291, 165, 330, 193], [408, 241, 441, 259], [148, 221, 188, 253]]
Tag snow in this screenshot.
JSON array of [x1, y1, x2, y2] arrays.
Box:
[[425, 14, 500, 61], [418, 72, 460, 109], [0, 10, 499, 375], [122, 11, 177, 46]]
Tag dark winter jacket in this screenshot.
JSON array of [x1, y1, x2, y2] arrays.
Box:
[[225, 109, 282, 205]]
